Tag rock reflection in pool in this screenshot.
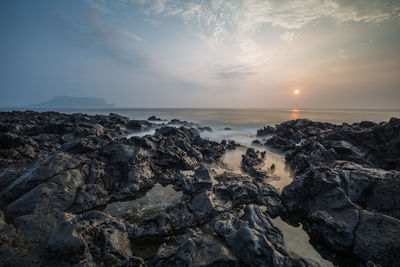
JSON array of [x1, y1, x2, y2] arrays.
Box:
[[271, 217, 334, 267], [211, 146, 294, 192], [104, 184, 182, 220], [259, 148, 294, 192], [211, 147, 246, 175]]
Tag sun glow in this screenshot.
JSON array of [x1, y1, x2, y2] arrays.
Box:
[[294, 89, 300, 95]]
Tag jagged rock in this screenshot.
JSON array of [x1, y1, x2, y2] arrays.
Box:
[[3, 111, 398, 266], [256, 125, 275, 136], [126, 120, 153, 131], [45, 211, 132, 265], [214, 172, 281, 216], [210, 205, 319, 267], [147, 115, 162, 121], [151, 230, 240, 266], [354, 211, 400, 267], [221, 139, 241, 149], [262, 118, 400, 266], [241, 148, 267, 178], [251, 139, 262, 146], [198, 126, 212, 132]]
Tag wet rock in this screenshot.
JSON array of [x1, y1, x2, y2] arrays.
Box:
[[127, 120, 153, 131], [175, 165, 214, 194], [117, 256, 146, 266], [168, 119, 200, 129], [152, 230, 240, 266], [214, 172, 281, 216], [263, 118, 400, 266], [354, 211, 400, 267], [251, 139, 262, 146], [5, 168, 85, 220], [221, 139, 241, 150], [210, 205, 318, 267], [241, 148, 267, 178], [7, 111, 390, 266], [46, 211, 132, 265], [147, 115, 162, 121], [0, 132, 23, 149], [256, 125, 275, 136], [191, 191, 217, 220], [69, 184, 110, 213], [0, 167, 26, 195], [198, 126, 212, 132]]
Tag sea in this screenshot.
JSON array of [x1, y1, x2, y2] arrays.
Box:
[[6, 107, 400, 145], [7, 107, 399, 127]]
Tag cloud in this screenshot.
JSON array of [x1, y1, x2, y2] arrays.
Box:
[[87, 0, 115, 14], [216, 64, 256, 79], [59, 8, 144, 67], [127, 0, 400, 48], [122, 29, 142, 41], [337, 49, 348, 59], [279, 31, 297, 44]]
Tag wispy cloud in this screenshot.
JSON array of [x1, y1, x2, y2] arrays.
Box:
[[337, 49, 348, 60], [216, 64, 256, 79], [280, 31, 297, 44], [127, 0, 400, 48], [87, 0, 115, 15], [59, 8, 144, 67], [122, 29, 142, 42]]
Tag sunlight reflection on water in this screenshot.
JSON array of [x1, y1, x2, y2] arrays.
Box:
[[290, 109, 300, 120]]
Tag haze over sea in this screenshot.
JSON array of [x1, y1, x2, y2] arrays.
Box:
[[6, 108, 400, 127]]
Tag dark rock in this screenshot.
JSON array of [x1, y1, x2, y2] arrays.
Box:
[[354, 211, 400, 267], [251, 139, 262, 146], [191, 191, 217, 220], [126, 120, 153, 132], [221, 139, 241, 149], [45, 211, 132, 265], [5, 111, 398, 266], [210, 205, 319, 266], [0, 133, 23, 149], [151, 230, 240, 266], [147, 115, 162, 121], [241, 148, 267, 178], [198, 126, 212, 132], [256, 125, 275, 136], [168, 119, 199, 128], [263, 118, 400, 266]]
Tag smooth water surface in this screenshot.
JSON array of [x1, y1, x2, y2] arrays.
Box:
[[5, 108, 400, 129], [271, 217, 334, 267], [104, 184, 182, 220]]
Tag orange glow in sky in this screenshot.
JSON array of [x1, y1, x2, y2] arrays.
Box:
[[294, 89, 300, 95]]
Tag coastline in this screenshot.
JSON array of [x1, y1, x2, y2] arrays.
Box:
[[0, 110, 399, 266]]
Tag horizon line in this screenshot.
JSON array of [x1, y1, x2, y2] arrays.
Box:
[[1, 106, 400, 111]]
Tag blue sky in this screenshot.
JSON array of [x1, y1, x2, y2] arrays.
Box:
[[1, 0, 399, 108]]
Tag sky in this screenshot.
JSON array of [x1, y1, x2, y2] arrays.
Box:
[[0, 0, 399, 108]]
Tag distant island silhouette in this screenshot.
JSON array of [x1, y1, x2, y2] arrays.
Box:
[[29, 96, 115, 108]]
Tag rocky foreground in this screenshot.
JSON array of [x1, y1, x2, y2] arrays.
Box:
[[0, 111, 399, 266], [257, 118, 400, 266]]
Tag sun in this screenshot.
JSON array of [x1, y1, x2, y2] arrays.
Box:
[[294, 89, 300, 95]]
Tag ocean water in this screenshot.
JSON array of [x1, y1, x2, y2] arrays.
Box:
[[7, 108, 399, 129]]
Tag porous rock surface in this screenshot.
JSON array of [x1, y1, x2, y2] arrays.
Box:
[[258, 118, 400, 266], [0, 111, 318, 266]]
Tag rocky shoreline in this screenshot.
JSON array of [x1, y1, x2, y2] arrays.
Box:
[[0, 111, 399, 266], [257, 118, 400, 266]]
